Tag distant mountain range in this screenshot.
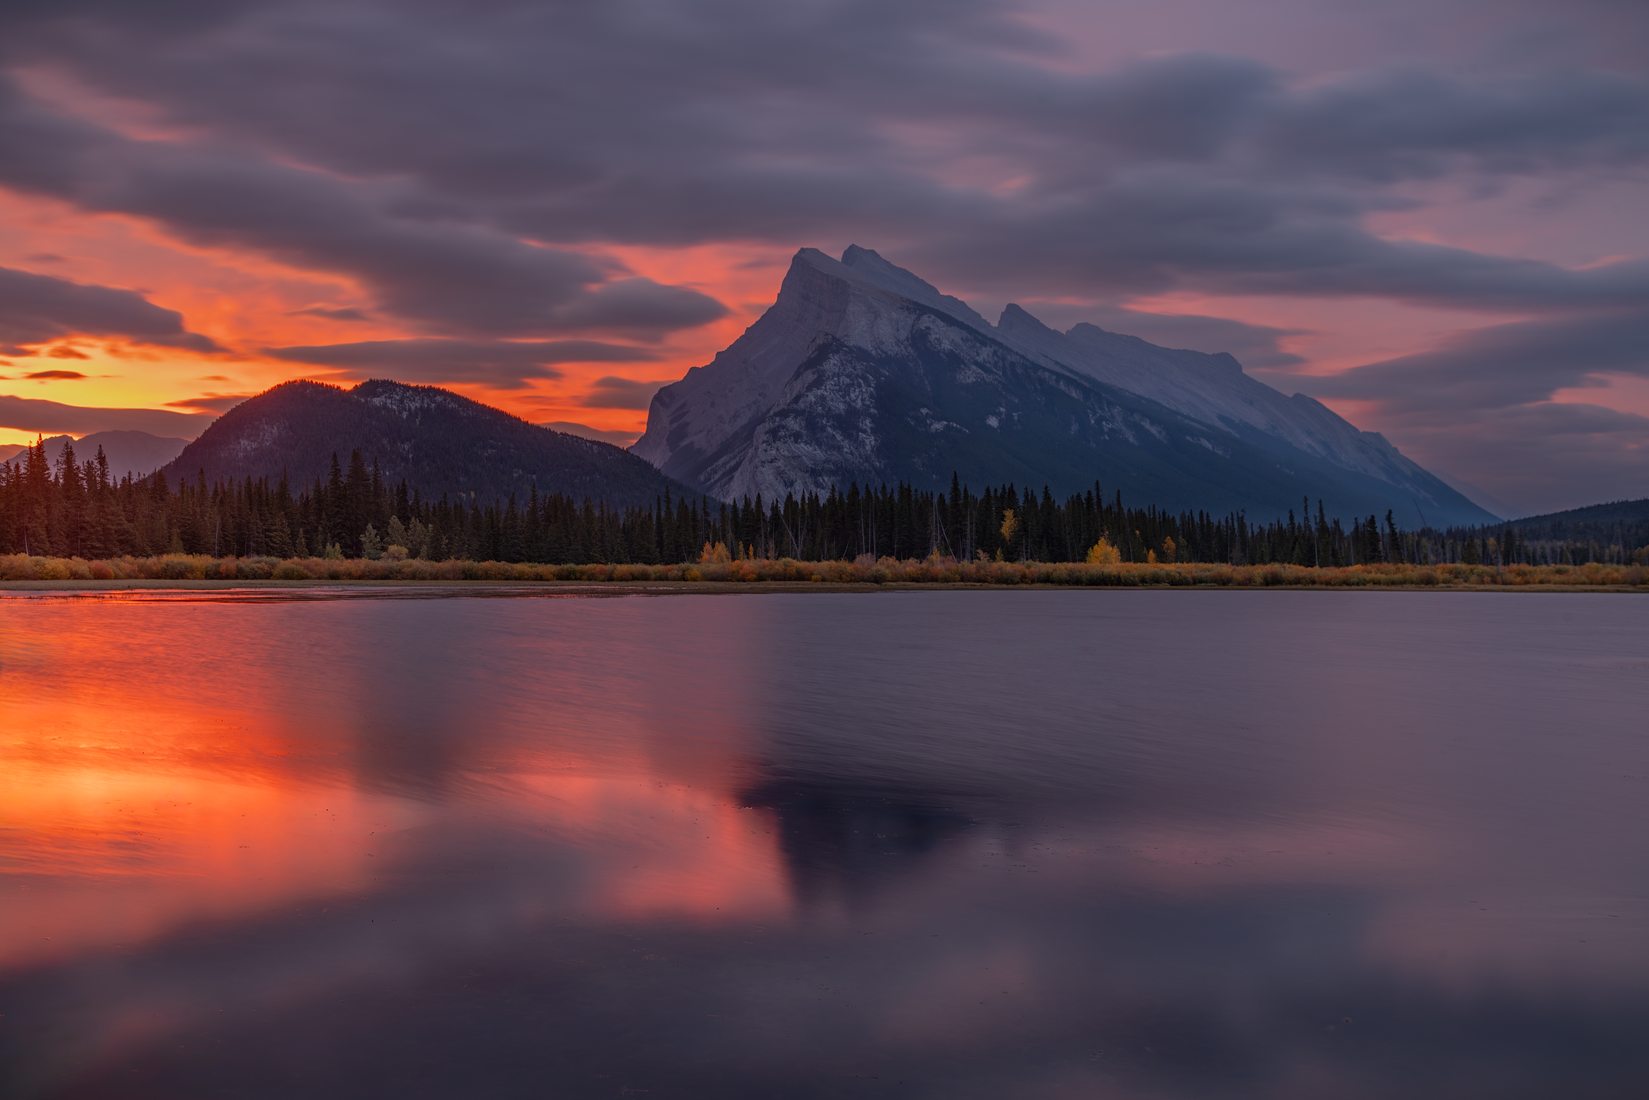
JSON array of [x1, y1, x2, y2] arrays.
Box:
[[161, 379, 688, 508], [0, 430, 188, 480], [633, 246, 1497, 526]]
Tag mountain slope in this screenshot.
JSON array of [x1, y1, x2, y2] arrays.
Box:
[[1, 430, 188, 480], [1504, 498, 1649, 546], [634, 246, 1496, 526], [163, 379, 688, 508]]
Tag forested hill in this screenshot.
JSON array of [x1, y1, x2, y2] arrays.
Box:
[[1505, 499, 1649, 551], [160, 379, 689, 510]]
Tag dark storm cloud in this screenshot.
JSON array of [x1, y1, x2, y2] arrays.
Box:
[[0, 264, 218, 351], [544, 279, 738, 338], [0, 78, 726, 340], [1253, 65, 1649, 181], [263, 338, 660, 388], [575, 376, 671, 410], [2, 3, 1645, 314], [1314, 310, 1649, 413], [1299, 309, 1649, 513], [910, 176, 1649, 311], [16, 5, 1644, 192], [0, 393, 209, 437], [166, 392, 253, 414]]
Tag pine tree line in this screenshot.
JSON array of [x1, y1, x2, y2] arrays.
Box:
[[2, 439, 1644, 566]]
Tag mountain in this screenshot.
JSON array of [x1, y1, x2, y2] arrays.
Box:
[[1, 430, 188, 480], [537, 420, 639, 447], [1504, 498, 1649, 547], [633, 246, 1497, 527], [162, 379, 690, 508], [2, 434, 70, 468]]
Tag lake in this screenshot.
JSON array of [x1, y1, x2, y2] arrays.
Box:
[[2, 589, 1647, 1098]]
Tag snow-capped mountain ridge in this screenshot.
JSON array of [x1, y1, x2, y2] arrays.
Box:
[[633, 246, 1495, 525]]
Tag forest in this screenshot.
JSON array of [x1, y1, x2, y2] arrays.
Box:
[[2, 438, 1645, 569]]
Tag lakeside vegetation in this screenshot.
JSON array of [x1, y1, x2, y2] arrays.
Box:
[[2, 552, 1643, 589]]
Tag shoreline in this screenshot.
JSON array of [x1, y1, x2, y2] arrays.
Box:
[[2, 577, 1643, 597], [4, 553, 1644, 595]]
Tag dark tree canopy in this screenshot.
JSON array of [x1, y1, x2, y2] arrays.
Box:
[[3, 439, 1641, 568]]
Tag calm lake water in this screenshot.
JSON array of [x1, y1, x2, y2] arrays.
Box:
[[2, 589, 1647, 1099]]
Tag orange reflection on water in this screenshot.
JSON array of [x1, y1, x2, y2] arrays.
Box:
[[463, 768, 788, 922], [0, 697, 423, 967], [1, 598, 791, 976]]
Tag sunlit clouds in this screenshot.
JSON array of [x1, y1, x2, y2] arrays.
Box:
[[0, 0, 1644, 511]]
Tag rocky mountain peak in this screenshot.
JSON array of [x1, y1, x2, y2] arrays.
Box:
[[630, 244, 1497, 525]]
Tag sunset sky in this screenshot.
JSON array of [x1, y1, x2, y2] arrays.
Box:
[[1, 0, 1645, 514]]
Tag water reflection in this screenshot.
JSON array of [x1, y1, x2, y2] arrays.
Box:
[[3, 591, 1648, 1098], [740, 774, 979, 912]]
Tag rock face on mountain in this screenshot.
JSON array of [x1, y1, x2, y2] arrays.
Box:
[[163, 379, 686, 508], [633, 246, 1497, 525], [1, 430, 187, 480]]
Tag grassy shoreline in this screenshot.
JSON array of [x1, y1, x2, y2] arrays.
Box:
[[1, 553, 1644, 592], [2, 581, 1642, 597]]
